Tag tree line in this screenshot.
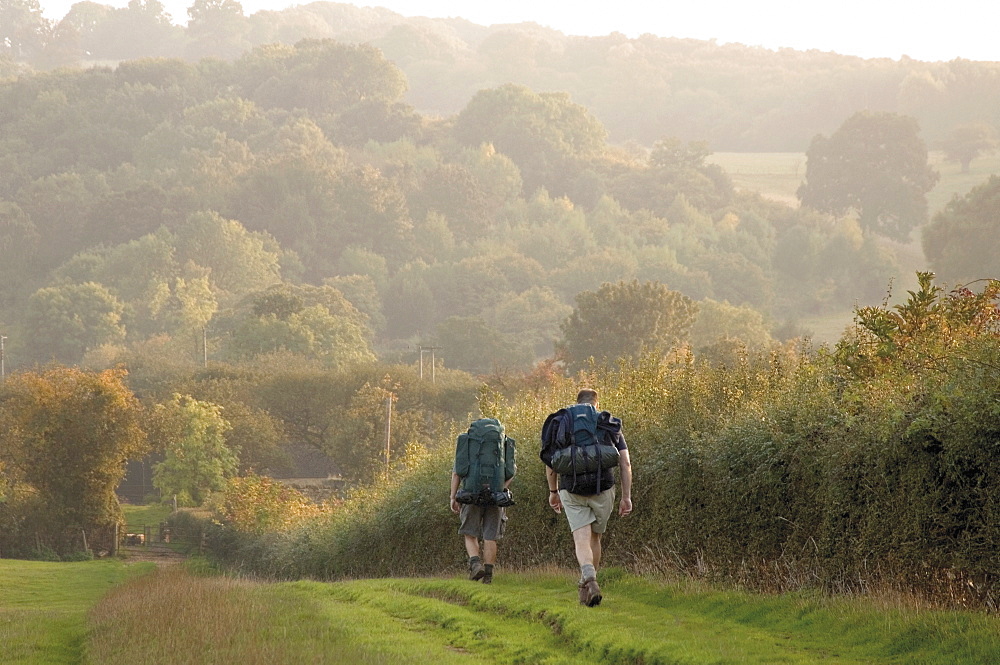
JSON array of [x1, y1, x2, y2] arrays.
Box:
[[0, 357, 485, 556], [2, 37, 947, 378], [4, 0, 1000, 153]]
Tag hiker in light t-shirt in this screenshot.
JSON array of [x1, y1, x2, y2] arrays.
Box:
[[542, 388, 632, 606]]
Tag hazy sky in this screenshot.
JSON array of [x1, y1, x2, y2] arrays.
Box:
[[41, 0, 1000, 63]]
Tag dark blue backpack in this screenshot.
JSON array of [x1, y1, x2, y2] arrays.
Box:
[[541, 404, 620, 492]]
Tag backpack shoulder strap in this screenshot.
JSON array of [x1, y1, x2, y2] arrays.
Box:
[[454, 432, 471, 477], [504, 436, 517, 480]]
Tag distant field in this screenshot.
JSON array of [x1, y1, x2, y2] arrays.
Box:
[[709, 150, 1000, 218], [708, 150, 1000, 343], [707, 152, 806, 206], [122, 502, 172, 526], [926, 151, 1000, 213]]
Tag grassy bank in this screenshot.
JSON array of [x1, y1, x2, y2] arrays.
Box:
[[0, 559, 152, 665], [86, 566, 1000, 665]]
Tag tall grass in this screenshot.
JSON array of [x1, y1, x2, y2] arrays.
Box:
[[86, 566, 492, 665]]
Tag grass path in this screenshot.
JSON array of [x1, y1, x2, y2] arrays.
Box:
[[85, 565, 1000, 665], [3, 558, 997, 664], [314, 572, 997, 664]]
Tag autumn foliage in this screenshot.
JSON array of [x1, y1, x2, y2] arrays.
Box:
[[0, 367, 148, 556], [211, 473, 321, 535]]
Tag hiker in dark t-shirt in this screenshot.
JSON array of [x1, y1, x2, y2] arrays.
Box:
[[543, 388, 632, 606]]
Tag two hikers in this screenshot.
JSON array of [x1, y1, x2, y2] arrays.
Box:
[[450, 389, 633, 603], [541, 388, 632, 606], [450, 418, 516, 584]]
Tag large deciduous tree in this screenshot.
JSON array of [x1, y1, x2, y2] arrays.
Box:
[[940, 122, 999, 174], [174, 211, 283, 302], [452, 83, 608, 199], [238, 39, 408, 113], [25, 282, 126, 363], [150, 393, 237, 506], [922, 174, 1000, 283], [185, 0, 249, 60], [0, 367, 147, 553], [0, 0, 50, 61], [219, 283, 376, 368], [797, 111, 939, 241], [557, 279, 698, 372]]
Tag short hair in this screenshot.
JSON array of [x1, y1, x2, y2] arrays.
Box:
[[576, 388, 599, 404]]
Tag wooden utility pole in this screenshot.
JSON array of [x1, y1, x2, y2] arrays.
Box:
[[419, 345, 441, 383], [384, 393, 393, 479]]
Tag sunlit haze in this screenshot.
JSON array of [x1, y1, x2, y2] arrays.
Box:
[[39, 0, 999, 63]]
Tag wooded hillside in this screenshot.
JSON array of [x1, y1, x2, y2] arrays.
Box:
[[5, 1, 1000, 150]]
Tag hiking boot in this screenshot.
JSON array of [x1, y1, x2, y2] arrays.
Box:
[[579, 577, 602, 607], [481, 572, 493, 584], [468, 558, 486, 581]]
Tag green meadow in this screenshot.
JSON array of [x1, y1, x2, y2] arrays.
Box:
[[122, 503, 173, 527], [708, 150, 1000, 214], [0, 559, 153, 665], [3, 559, 998, 664]]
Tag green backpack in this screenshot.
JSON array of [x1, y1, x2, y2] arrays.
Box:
[[454, 418, 516, 507]]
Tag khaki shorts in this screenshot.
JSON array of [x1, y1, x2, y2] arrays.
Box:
[[458, 504, 507, 541], [560, 487, 616, 533]]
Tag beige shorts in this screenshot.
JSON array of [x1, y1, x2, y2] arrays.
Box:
[[560, 487, 616, 533]]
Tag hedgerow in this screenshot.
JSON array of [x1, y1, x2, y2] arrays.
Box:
[[202, 274, 999, 608]]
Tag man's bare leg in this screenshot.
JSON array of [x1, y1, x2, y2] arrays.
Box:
[[464, 534, 480, 559], [482, 539, 497, 565], [573, 523, 602, 606]]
